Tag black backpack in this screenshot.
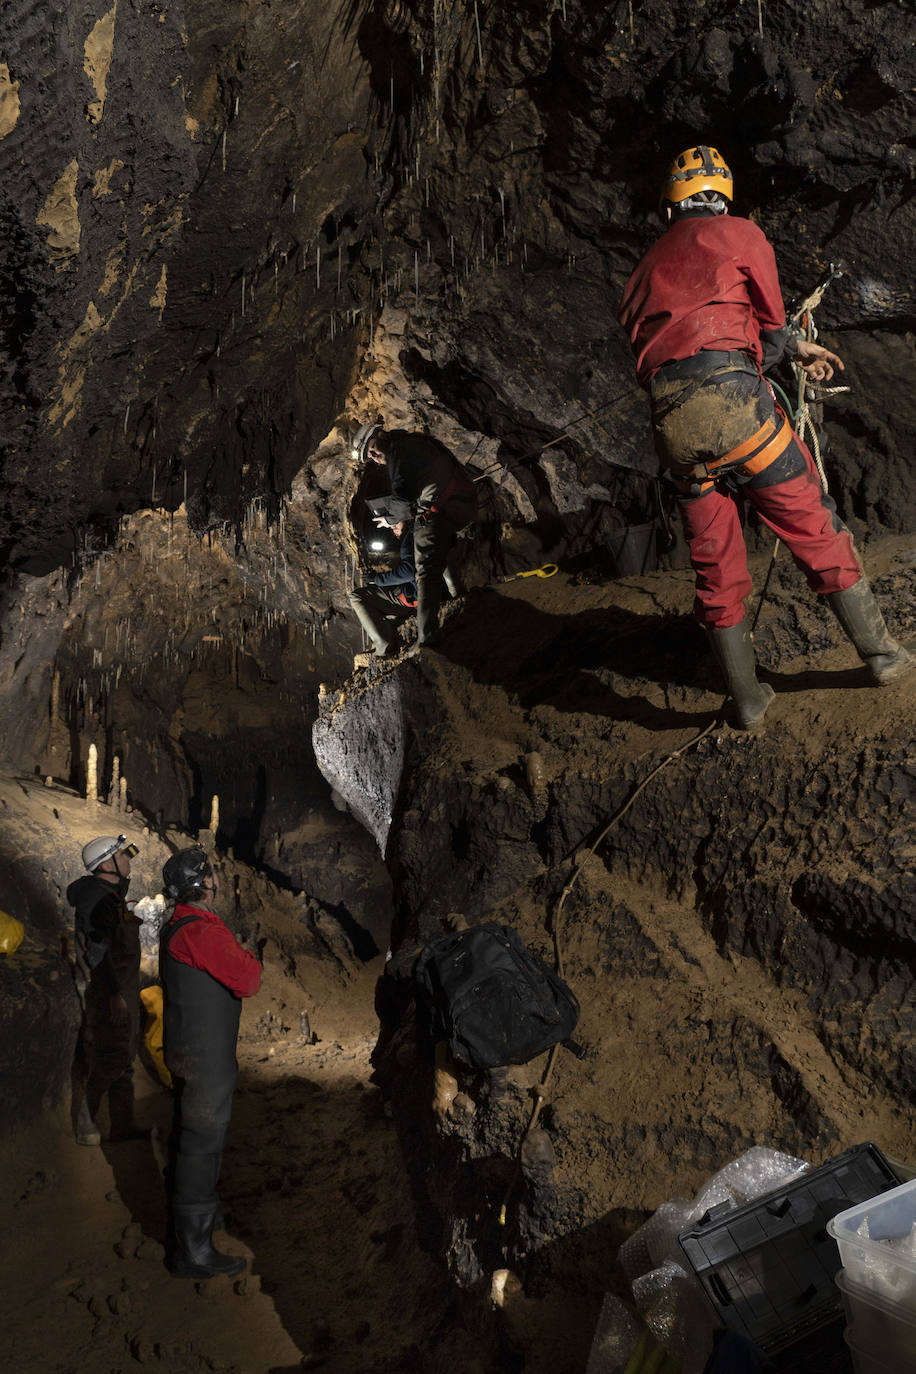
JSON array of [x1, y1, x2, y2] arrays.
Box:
[[413, 921, 580, 1070]]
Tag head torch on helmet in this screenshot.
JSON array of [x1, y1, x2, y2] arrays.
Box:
[[351, 422, 383, 465], [82, 834, 139, 872], [162, 846, 212, 901]]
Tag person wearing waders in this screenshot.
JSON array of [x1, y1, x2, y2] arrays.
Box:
[[160, 847, 261, 1278], [618, 144, 912, 728], [351, 422, 474, 650], [348, 521, 419, 660], [67, 834, 148, 1146]]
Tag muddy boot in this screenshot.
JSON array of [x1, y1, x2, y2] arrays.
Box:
[[167, 1208, 246, 1279], [826, 579, 914, 684], [108, 1077, 151, 1142], [348, 588, 395, 657], [74, 1096, 101, 1147], [707, 620, 775, 729]]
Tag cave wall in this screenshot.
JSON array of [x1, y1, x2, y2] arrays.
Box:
[[3, 0, 914, 576]]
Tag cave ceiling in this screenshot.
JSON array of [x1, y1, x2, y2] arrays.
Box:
[[0, 0, 913, 847]]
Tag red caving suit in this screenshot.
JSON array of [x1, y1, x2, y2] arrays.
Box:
[[619, 213, 860, 628]]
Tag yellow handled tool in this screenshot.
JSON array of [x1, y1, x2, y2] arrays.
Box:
[[497, 563, 558, 584]]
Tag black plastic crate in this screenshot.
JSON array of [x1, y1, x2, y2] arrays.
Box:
[[678, 1142, 901, 1360]]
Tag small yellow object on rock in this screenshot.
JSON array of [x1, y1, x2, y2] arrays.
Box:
[[0, 910, 24, 956]]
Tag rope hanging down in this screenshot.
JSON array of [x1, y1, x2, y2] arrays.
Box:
[[498, 709, 721, 1227]]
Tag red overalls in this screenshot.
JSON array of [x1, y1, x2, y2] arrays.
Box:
[[619, 215, 860, 628]]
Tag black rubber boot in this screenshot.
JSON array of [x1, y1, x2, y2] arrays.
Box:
[[167, 1209, 246, 1279], [707, 620, 775, 729], [826, 579, 914, 684]]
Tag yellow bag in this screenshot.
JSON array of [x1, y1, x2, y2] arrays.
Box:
[[140, 985, 172, 1087], [0, 910, 24, 956]]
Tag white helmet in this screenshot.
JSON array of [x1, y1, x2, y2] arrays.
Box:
[[351, 421, 383, 464], [82, 834, 138, 872]]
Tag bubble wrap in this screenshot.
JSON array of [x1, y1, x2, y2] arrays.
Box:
[[611, 1147, 811, 1374]]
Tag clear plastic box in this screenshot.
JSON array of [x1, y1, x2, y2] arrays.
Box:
[[836, 1270, 916, 1365], [845, 1322, 916, 1374], [827, 1177, 916, 1302]]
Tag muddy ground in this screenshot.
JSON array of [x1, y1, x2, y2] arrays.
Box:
[[1, 531, 914, 1374], [0, 938, 474, 1374]]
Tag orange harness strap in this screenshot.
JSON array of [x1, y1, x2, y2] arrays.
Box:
[[704, 412, 793, 477], [681, 411, 794, 495]]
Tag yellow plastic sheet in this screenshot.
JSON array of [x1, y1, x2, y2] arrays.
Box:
[[140, 984, 172, 1087], [0, 910, 24, 956]]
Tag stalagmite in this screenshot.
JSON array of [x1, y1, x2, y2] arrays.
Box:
[[209, 795, 220, 832], [525, 751, 546, 795], [432, 1041, 458, 1116], [86, 743, 98, 802], [110, 754, 120, 807], [119, 776, 127, 810]]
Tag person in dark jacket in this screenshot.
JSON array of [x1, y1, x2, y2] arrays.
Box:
[[352, 423, 476, 648], [67, 834, 146, 1146], [160, 847, 261, 1279], [618, 144, 911, 727], [348, 522, 418, 658]]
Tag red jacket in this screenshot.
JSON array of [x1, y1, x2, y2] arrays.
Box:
[[618, 215, 788, 387], [165, 903, 261, 998]]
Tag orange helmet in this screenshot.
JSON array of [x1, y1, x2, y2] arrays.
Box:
[[660, 145, 733, 209]]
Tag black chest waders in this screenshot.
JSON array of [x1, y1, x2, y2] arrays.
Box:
[[160, 914, 247, 1278]]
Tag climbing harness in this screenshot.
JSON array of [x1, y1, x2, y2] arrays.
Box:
[[685, 411, 794, 495], [495, 563, 558, 584]]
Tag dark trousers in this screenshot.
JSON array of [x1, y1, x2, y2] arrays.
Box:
[[348, 583, 415, 654], [80, 978, 140, 1127], [168, 1061, 237, 1214], [413, 494, 475, 643]]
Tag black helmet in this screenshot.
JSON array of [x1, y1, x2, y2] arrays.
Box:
[[162, 846, 212, 900]]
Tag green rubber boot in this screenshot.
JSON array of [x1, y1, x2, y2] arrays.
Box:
[[826, 579, 914, 684], [707, 619, 775, 729]]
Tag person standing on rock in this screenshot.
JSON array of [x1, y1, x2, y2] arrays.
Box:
[[67, 834, 148, 1146], [160, 846, 261, 1279], [349, 520, 419, 662], [352, 422, 475, 650], [618, 144, 912, 727]]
